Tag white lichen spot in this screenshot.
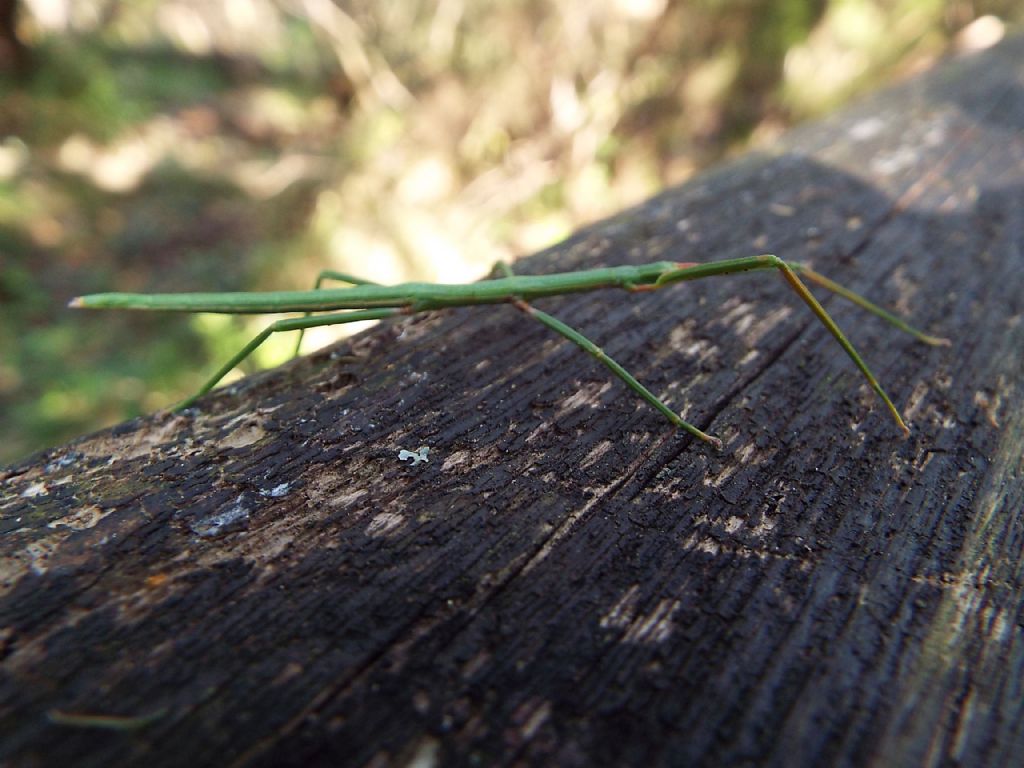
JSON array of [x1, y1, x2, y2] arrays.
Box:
[[21, 482, 48, 498], [398, 446, 431, 466], [367, 512, 405, 537], [45, 452, 82, 472], [189, 494, 250, 538], [259, 483, 291, 498]]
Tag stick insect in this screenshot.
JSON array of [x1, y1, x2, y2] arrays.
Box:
[[70, 254, 949, 449]]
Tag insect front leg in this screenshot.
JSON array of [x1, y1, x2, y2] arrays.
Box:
[[180, 308, 405, 410]]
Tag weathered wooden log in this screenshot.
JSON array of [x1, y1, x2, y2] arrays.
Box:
[[2, 36, 1023, 768]]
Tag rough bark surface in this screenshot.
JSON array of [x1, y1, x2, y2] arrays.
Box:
[[2, 37, 1023, 768]]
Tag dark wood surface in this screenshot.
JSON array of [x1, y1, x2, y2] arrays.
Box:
[[2, 36, 1023, 768]]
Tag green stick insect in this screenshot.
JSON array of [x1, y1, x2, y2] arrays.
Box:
[[70, 254, 949, 449]]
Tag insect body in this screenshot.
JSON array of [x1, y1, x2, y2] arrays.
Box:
[[71, 255, 949, 448]]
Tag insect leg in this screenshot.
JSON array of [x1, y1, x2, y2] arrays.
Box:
[[180, 308, 404, 410], [510, 300, 721, 447], [498, 260, 721, 447], [788, 262, 951, 346], [772, 258, 910, 436], [293, 271, 382, 356]]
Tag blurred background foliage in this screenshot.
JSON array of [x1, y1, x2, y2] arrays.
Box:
[[0, 0, 1018, 465]]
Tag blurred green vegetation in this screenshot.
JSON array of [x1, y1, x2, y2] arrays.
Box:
[[0, 0, 1019, 465]]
